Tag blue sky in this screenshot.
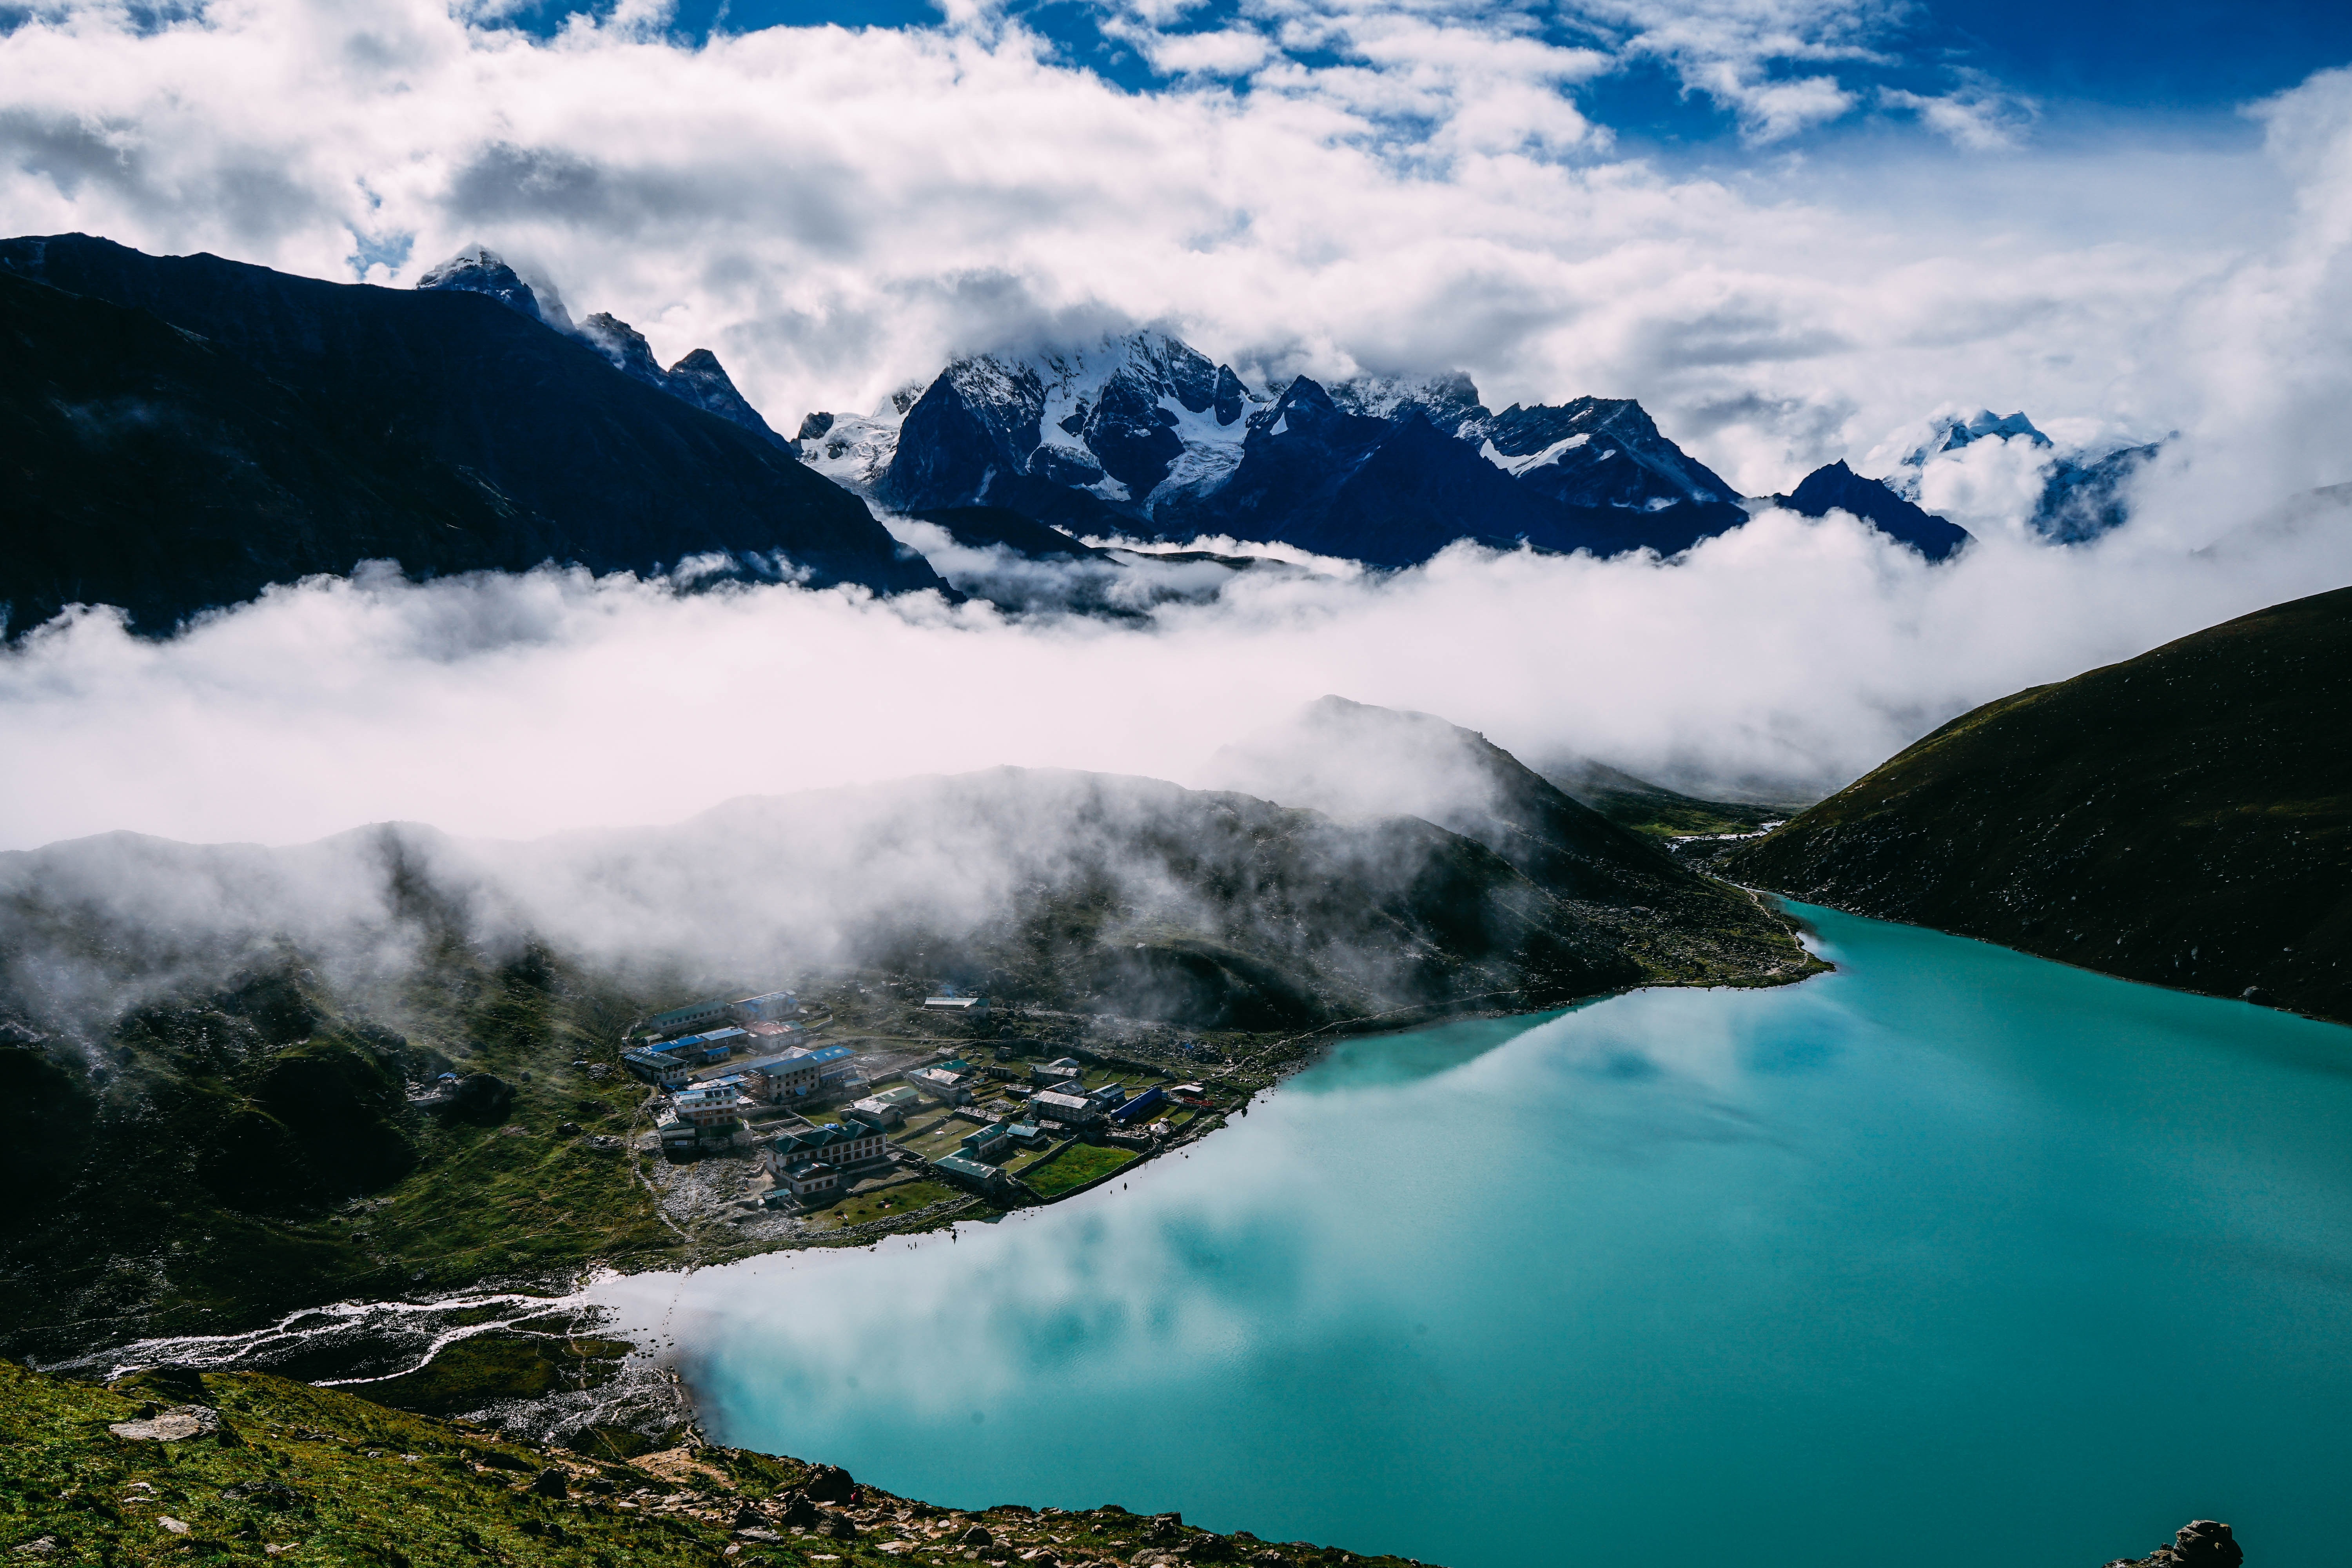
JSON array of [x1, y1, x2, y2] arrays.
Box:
[[505, 0, 2352, 152]]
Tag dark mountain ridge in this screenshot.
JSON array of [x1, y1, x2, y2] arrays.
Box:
[[1726, 586, 2352, 1022], [1776, 459, 1973, 560], [0, 234, 938, 632]]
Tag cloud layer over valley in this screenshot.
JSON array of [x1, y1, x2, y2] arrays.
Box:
[[5, 490, 2346, 853]]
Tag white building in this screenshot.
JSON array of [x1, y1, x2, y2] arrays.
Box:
[[674, 1078, 743, 1128]]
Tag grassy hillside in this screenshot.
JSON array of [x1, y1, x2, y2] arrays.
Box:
[[0, 1361, 1429, 1568], [1726, 586, 2352, 1022], [0, 934, 685, 1364]]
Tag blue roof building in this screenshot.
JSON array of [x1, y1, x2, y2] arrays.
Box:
[[1110, 1086, 1168, 1125]]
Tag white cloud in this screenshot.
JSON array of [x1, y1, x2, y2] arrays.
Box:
[[1878, 80, 2036, 152], [3, 484, 2347, 855], [1577, 0, 1884, 142], [0, 0, 2295, 497]]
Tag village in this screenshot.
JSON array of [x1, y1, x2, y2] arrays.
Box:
[[620, 987, 1231, 1221]]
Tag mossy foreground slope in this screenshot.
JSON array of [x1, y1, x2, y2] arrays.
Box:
[[0, 1362, 1425, 1568], [1727, 586, 2352, 1022]]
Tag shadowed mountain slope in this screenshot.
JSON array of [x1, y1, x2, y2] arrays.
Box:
[[0, 235, 938, 631], [1779, 461, 1973, 559], [1726, 587, 2352, 1022], [1208, 696, 1817, 978]]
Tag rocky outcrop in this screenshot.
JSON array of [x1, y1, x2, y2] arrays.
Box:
[[571, 311, 790, 449], [2104, 1519, 2243, 1568]]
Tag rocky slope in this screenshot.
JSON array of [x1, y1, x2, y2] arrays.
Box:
[[1725, 586, 2352, 1022], [0, 235, 937, 632], [0, 1363, 1431, 1568]]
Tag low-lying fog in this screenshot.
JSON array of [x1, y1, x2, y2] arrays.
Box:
[[4, 474, 2346, 853]]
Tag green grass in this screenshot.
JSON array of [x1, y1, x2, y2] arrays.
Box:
[[350, 1331, 637, 1419], [0, 1363, 1428, 1568], [805, 1180, 959, 1231], [0, 939, 687, 1361], [1024, 1143, 1140, 1198]]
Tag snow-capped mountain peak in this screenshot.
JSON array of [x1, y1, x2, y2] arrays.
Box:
[[416, 246, 572, 330]]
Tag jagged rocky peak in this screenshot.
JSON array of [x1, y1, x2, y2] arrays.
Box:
[[653, 347, 783, 448], [1328, 369, 1488, 437], [1779, 459, 1973, 561], [1905, 407, 2051, 468], [875, 330, 1269, 515], [1465, 395, 1742, 515], [416, 251, 782, 447], [1887, 403, 2170, 543], [579, 310, 663, 379], [416, 245, 563, 327]]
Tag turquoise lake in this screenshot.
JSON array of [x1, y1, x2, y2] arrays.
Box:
[[599, 906, 2352, 1566]]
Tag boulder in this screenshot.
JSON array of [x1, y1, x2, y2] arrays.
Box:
[[802, 1465, 857, 1503], [820, 1513, 861, 1541], [108, 1406, 221, 1442], [528, 1468, 569, 1499], [775, 1494, 821, 1529], [963, 1526, 995, 1546], [439, 1073, 516, 1124]]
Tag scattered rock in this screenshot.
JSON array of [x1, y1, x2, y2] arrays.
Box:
[[775, 1494, 821, 1529], [158, 1517, 191, 1535], [821, 1513, 862, 1541], [738, 1528, 785, 1544], [12, 1537, 63, 1557], [109, 1405, 222, 1442], [528, 1467, 570, 1499], [964, 1526, 996, 1546]]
